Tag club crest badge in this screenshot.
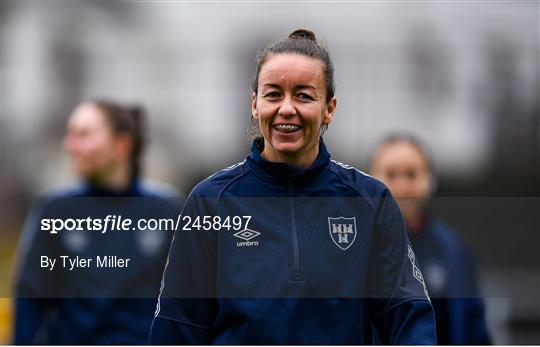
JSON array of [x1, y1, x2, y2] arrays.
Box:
[[328, 217, 357, 250]]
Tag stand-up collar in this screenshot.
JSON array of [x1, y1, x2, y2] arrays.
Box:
[[408, 212, 431, 237], [246, 137, 331, 183], [81, 178, 141, 197]]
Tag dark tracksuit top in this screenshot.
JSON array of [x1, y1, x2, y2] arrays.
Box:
[[150, 138, 436, 344], [14, 180, 180, 345], [409, 216, 491, 345]]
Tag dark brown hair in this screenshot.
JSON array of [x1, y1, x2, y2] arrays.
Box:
[[372, 133, 435, 174], [252, 29, 335, 103], [249, 29, 335, 140], [91, 100, 146, 180]]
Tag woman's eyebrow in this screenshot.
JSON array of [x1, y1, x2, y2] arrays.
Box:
[[262, 83, 282, 89], [262, 83, 318, 92], [295, 84, 316, 90]]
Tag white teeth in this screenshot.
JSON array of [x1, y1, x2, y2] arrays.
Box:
[[274, 124, 301, 132]]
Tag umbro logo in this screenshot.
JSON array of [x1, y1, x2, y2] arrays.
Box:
[[233, 228, 261, 247]]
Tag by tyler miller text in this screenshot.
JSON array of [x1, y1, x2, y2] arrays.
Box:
[[41, 255, 131, 271]]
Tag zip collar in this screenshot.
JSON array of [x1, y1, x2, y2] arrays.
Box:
[[408, 212, 431, 237], [246, 137, 331, 184], [80, 179, 142, 197]]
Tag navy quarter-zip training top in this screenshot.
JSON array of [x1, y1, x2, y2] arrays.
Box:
[[150, 138, 436, 344], [409, 216, 491, 344], [14, 180, 180, 345]]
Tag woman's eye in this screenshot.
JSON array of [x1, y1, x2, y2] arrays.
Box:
[[264, 92, 281, 99], [406, 170, 417, 180], [297, 93, 314, 101]]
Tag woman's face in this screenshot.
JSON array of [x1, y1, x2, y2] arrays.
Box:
[[252, 53, 336, 168], [63, 103, 120, 178], [371, 142, 433, 221]]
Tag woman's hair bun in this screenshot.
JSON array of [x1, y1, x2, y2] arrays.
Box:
[[288, 29, 317, 42]]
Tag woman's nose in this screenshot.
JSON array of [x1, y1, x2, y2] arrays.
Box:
[[64, 134, 82, 155], [390, 177, 412, 197], [278, 96, 297, 117]]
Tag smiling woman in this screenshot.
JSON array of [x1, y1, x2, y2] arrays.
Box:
[[253, 54, 335, 168], [150, 29, 437, 345], [250, 29, 336, 169]]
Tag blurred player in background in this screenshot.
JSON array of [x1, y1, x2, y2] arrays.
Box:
[[371, 134, 491, 345], [13, 101, 180, 344]]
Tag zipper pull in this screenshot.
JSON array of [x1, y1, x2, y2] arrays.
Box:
[[287, 180, 294, 196]]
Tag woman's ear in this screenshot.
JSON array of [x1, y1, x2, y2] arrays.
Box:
[[251, 92, 259, 119], [323, 97, 337, 125], [114, 134, 134, 160]]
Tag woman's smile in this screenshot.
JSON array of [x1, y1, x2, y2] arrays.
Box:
[[273, 123, 303, 133], [252, 53, 335, 168]]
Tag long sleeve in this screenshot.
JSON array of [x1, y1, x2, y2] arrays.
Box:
[[445, 248, 491, 345], [367, 191, 436, 345], [149, 187, 218, 344], [13, 201, 53, 344]]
